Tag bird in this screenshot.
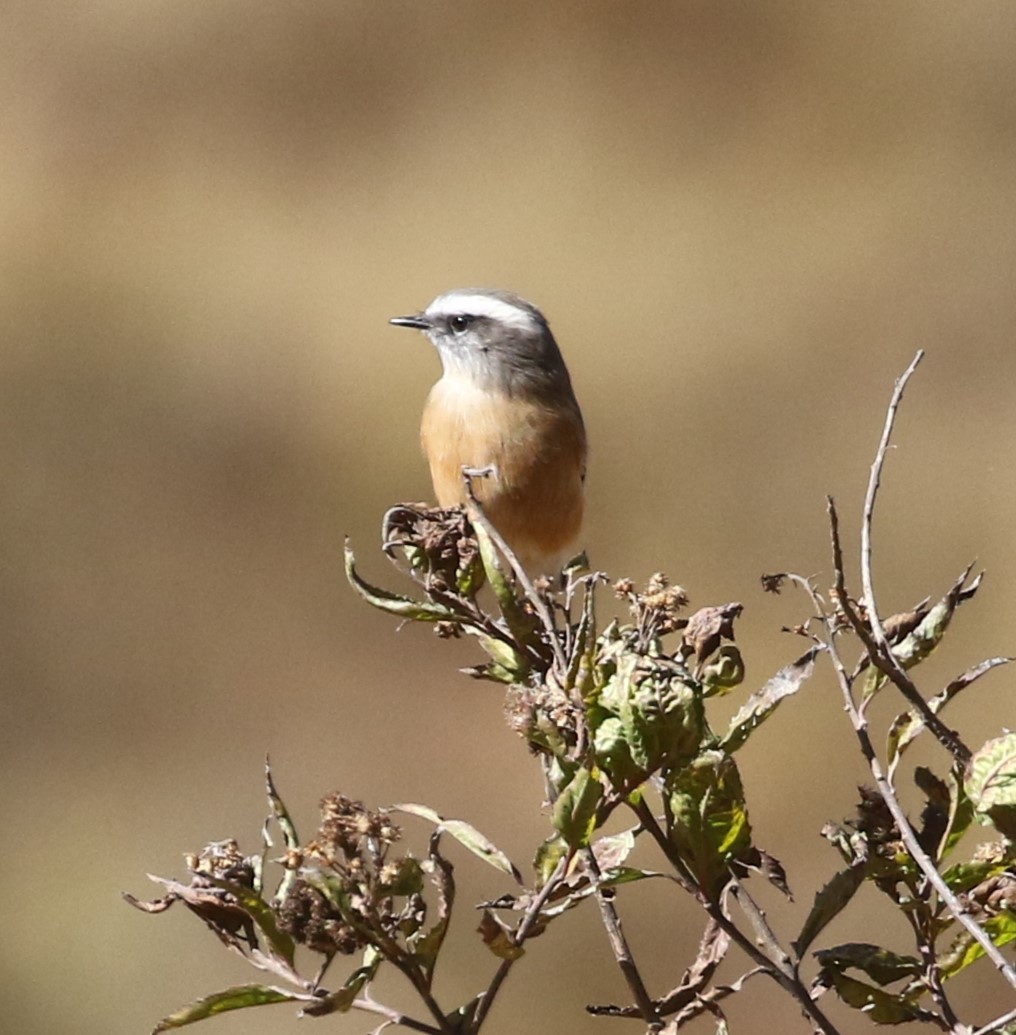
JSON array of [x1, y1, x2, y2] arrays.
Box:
[[390, 289, 587, 575]]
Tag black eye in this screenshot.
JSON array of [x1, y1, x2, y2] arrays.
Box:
[[449, 315, 472, 334]]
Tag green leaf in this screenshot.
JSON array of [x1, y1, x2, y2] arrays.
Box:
[[892, 566, 983, 668], [264, 761, 299, 904], [821, 973, 926, 1024], [941, 854, 1013, 896], [470, 517, 540, 645], [378, 856, 424, 896], [471, 632, 528, 683], [597, 651, 704, 778], [868, 566, 983, 698], [941, 765, 975, 860], [410, 844, 453, 980], [344, 540, 461, 622], [720, 647, 818, 753], [552, 766, 604, 849], [699, 645, 745, 697], [814, 943, 921, 986], [591, 714, 645, 791], [886, 656, 1011, 780], [302, 950, 381, 1016], [565, 573, 599, 698], [666, 751, 751, 895], [533, 836, 570, 887], [939, 913, 1016, 979], [965, 732, 1016, 838], [391, 803, 523, 884], [152, 985, 304, 1031], [202, 876, 295, 967], [793, 867, 865, 958]]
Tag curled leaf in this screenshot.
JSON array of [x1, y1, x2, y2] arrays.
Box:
[[887, 656, 1011, 779], [477, 909, 524, 960], [720, 647, 818, 753], [552, 767, 605, 849], [666, 751, 751, 896], [964, 732, 1016, 839], [344, 539, 460, 623]]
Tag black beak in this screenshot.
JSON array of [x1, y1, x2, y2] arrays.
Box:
[[389, 314, 430, 330]]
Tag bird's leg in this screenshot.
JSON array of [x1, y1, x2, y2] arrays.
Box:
[[462, 463, 499, 481]]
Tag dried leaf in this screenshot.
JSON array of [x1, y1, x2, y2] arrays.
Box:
[[887, 656, 1011, 779], [720, 647, 819, 753], [736, 846, 792, 899], [680, 603, 743, 668], [793, 867, 865, 958], [477, 909, 524, 960]]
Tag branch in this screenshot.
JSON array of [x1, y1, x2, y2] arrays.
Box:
[[630, 799, 843, 1035], [824, 500, 1016, 992], [971, 1005, 1016, 1035], [584, 847, 662, 1030], [470, 851, 574, 1032], [849, 350, 970, 763], [352, 992, 446, 1035]]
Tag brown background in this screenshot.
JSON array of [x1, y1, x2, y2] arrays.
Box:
[[3, 3, 1015, 1033]]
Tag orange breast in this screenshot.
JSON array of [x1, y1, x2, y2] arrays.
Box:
[[420, 376, 586, 572]]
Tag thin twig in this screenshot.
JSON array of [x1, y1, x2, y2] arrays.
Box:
[[971, 1005, 1016, 1035], [849, 351, 970, 762], [728, 877, 794, 976], [584, 847, 662, 1030], [352, 993, 445, 1035], [631, 799, 843, 1035], [829, 504, 970, 762], [470, 852, 574, 1032], [860, 351, 924, 631], [824, 503, 1016, 992]]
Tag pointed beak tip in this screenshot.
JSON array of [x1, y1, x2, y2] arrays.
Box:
[[389, 315, 429, 330]]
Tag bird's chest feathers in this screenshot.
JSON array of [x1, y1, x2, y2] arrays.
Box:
[[420, 373, 571, 505], [421, 376, 527, 464]]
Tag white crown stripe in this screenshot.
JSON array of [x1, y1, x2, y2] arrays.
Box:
[[425, 291, 542, 335]]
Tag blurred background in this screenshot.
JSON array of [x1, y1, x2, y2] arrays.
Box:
[[2, 2, 1015, 1033]]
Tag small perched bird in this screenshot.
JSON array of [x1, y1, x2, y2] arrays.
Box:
[[390, 289, 587, 574]]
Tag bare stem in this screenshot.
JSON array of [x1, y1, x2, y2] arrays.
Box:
[[971, 1005, 1016, 1035], [584, 847, 662, 1030], [859, 351, 924, 632], [351, 992, 446, 1035], [631, 799, 842, 1035], [469, 852, 574, 1032], [823, 501, 1016, 991], [848, 351, 970, 762]]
